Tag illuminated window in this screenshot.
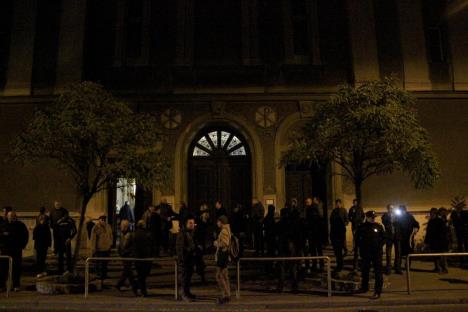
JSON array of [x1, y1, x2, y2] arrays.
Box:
[[192, 130, 247, 157]]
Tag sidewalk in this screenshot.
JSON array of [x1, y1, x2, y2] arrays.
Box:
[[1, 258, 468, 311]]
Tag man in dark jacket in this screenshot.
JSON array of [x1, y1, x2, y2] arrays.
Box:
[[49, 201, 69, 254], [3, 212, 29, 290], [133, 220, 153, 297], [425, 208, 449, 273], [330, 199, 348, 272], [55, 211, 77, 274], [304, 198, 324, 272], [251, 198, 265, 256], [381, 204, 396, 274], [393, 205, 419, 273], [449, 198, 468, 266], [33, 214, 51, 276], [277, 205, 301, 293], [116, 220, 138, 295], [176, 216, 197, 301], [357, 210, 385, 299], [156, 198, 174, 253], [348, 199, 365, 270]]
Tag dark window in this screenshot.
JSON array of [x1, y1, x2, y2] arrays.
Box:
[[291, 0, 309, 56], [427, 27, 445, 63], [126, 0, 144, 59], [373, 0, 404, 80], [31, 0, 62, 93], [194, 0, 241, 65], [0, 0, 13, 90]]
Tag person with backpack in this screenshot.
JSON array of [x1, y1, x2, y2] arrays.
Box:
[[214, 215, 232, 304]]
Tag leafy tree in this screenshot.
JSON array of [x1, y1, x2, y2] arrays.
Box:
[[10, 82, 169, 270], [283, 79, 440, 207]]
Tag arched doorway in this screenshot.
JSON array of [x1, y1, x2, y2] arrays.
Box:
[[188, 125, 252, 214]]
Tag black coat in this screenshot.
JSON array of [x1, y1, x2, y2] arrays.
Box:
[[356, 222, 385, 255], [330, 208, 347, 243], [33, 223, 51, 250], [50, 207, 68, 230], [2, 220, 29, 253], [133, 229, 152, 258], [425, 217, 449, 251]]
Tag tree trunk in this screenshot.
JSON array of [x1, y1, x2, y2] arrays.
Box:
[[71, 194, 91, 273], [354, 179, 363, 209]]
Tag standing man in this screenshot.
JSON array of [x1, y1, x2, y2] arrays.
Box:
[[449, 197, 468, 266], [116, 220, 138, 295], [55, 211, 77, 274], [176, 216, 197, 301], [133, 220, 153, 297], [330, 199, 348, 272], [33, 214, 52, 277], [381, 204, 397, 274], [304, 198, 324, 272], [251, 198, 265, 256], [357, 210, 385, 299], [425, 208, 449, 273], [394, 205, 419, 273], [50, 201, 68, 254], [90, 215, 113, 280], [3, 212, 29, 291], [119, 201, 134, 231], [348, 199, 365, 270], [157, 198, 174, 253]]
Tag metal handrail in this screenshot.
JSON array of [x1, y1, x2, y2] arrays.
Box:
[[84, 257, 172, 298], [406, 252, 468, 294], [236, 256, 332, 298], [0, 256, 12, 298]]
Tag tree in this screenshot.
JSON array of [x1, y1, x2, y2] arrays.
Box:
[[10, 82, 169, 270], [283, 79, 440, 207]]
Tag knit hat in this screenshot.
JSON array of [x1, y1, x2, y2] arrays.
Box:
[[365, 210, 376, 218], [218, 215, 229, 225]]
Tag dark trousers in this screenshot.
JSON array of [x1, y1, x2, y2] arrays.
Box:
[[179, 260, 194, 296], [455, 231, 468, 264], [35, 248, 48, 273], [94, 250, 110, 279], [252, 221, 264, 255], [332, 240, 344, 271], [11, 250, 22, 288], [306, 239, 324, 270], [361, 252, 383, 295], [135, 262, 152, 296], [57, 242, 72, 274], [278, 260, 298, 291], [117, 261, 138, 293], [0, 255, 8, 289]]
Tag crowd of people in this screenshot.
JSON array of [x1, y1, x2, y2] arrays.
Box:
[[0, 196, 467, 302]]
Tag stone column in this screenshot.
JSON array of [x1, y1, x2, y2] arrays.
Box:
[[54, 0, 87, 92], [175, 0, 194, 66], [3, 0, 37, 96], [396, 0, 431, 90], [346, 0, 380, 83], [241, 0, 260, 65], [447, 9, 468, 91]]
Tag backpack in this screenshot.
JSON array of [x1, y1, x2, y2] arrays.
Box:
[[229, 234, 240, 261]]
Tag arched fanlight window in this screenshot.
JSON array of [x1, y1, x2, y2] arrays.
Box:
[[192, 130, 247, 157]]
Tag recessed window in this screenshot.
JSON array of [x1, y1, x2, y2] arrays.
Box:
[[192, 130, 247, 157]]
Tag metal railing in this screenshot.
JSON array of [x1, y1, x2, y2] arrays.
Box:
[[236, 256, 332, 298], [406, 252, 468, 294], [84, 257, 175, 299], [0, 256, 12, 298]]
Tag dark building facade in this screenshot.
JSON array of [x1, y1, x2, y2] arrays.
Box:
[[1, 1, 467, 253]]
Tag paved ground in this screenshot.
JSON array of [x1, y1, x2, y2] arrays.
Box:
[[1, 251, 468, 311]]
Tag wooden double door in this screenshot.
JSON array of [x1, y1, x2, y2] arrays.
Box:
[[188, 127, 251, 213]]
